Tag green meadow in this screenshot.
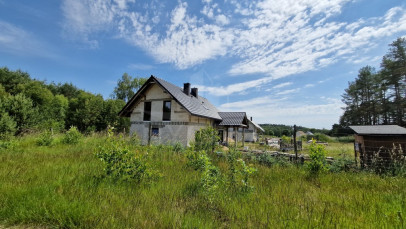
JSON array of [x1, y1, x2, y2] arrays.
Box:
[[1, 134, 405, 228]]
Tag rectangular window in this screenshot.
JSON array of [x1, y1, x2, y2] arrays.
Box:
[[162, 100, 171, 121], [152, 128, 159, 136], [143, 102, 151, 121]]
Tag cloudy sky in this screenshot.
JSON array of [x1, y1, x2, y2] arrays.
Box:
[[1, 0, 405, 129]]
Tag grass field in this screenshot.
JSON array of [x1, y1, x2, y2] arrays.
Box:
[[1, 134, 405, 228]]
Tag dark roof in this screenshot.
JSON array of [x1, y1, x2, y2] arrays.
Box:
[[218, 112, 248, 127], [349, 125, 406, 135], [119, 76, 222, 120]]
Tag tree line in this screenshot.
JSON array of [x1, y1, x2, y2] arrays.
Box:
[[0, 68, 146, 139], [259, 124, 330, 137], [339, 38, 406, 128]]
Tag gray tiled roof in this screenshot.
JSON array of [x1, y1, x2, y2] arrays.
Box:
[[119, 75, 222, 120], [153, 77, 222, 120], [349, 125, 406, 135], [218, 112, 248, 126]]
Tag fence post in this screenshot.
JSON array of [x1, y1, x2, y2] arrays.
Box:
[[294, 125, 298, 164]]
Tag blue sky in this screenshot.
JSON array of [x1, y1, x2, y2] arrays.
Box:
[[1, 0, 405, 129]]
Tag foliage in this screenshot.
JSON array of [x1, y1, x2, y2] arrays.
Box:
[[3, 93, 37, 134], [95, 137, 160, 183], [226, 149, 256, 192], [256, 153, 292, 167], [0, 112, 17, 140], [62, 126, 82, 145], [329, 155, 356, 173], [186, 149, 211, 171], [200, 162, 221, 203], [171, 142, 184, 153], [280, 135, 291, 144], [36, 130, 54, 146], [340, 37, 406, 126], [194, 126, 220, 153], [112, 73, 147, 102], [307, 140, 328, 175], [0, 67, 131, 136], [313, 133, 331, 142]]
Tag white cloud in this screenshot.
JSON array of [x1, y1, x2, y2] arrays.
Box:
[[219, 96, 344, 128], [196, 76, 273, 96], [304, 84, 315, 88], [215, 14, 230, 25], [61, 0, 406, 92], [276, 88, 300, 95], [273, 82, 292, 89]]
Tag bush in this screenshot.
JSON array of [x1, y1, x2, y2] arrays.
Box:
[[306, 140, 328, 175], [313, 133, 331, 142], [95, 137, 160, 183], [329, 155, 356, 173], [257, 153, 291, 167], [0, 112, 16, 140], [226, 149, 256, 192], [62, 126, 82, 144], [194, 126, 220, 152], [36, 130, 53, 146], [200, 162, 221, 203], [186, 150, 211, 171]]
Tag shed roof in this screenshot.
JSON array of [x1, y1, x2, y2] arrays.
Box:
[[119, 75, 222, 120], [218, 112, 248, 127], [349, 125, 406, 135]]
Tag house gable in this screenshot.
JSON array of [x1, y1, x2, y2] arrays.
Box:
[[129, 83, 190, 123], [119, 76, 222, 121]]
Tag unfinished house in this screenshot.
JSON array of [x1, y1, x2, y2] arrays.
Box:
[[118, 76, 222, 146], [119, 75, 265, 147]]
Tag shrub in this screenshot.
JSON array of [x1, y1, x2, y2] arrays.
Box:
[[226, 149, 256, 193], [314, 133, 331, 142], [172, 142, 184, 153], [200, 163, 221, 203], [186, 150, 211, 171], [306, 140, 328, 175], [36, 130, 53, 146], [95, 138, 160, 183], [62, 126, 82, 145], [329, 155, 356, 173], [194, 126, 220, 152], [0, 112, 16, 140], [257, 153, 291, 167]]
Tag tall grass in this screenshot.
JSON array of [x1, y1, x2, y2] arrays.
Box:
[[0, 135, 405, 228]]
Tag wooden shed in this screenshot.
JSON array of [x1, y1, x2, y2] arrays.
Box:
[[349, 125, 406, 168]]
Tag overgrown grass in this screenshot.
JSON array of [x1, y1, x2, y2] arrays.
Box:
[[1, 135, 405, 228], [302, 142, 354, 158]]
